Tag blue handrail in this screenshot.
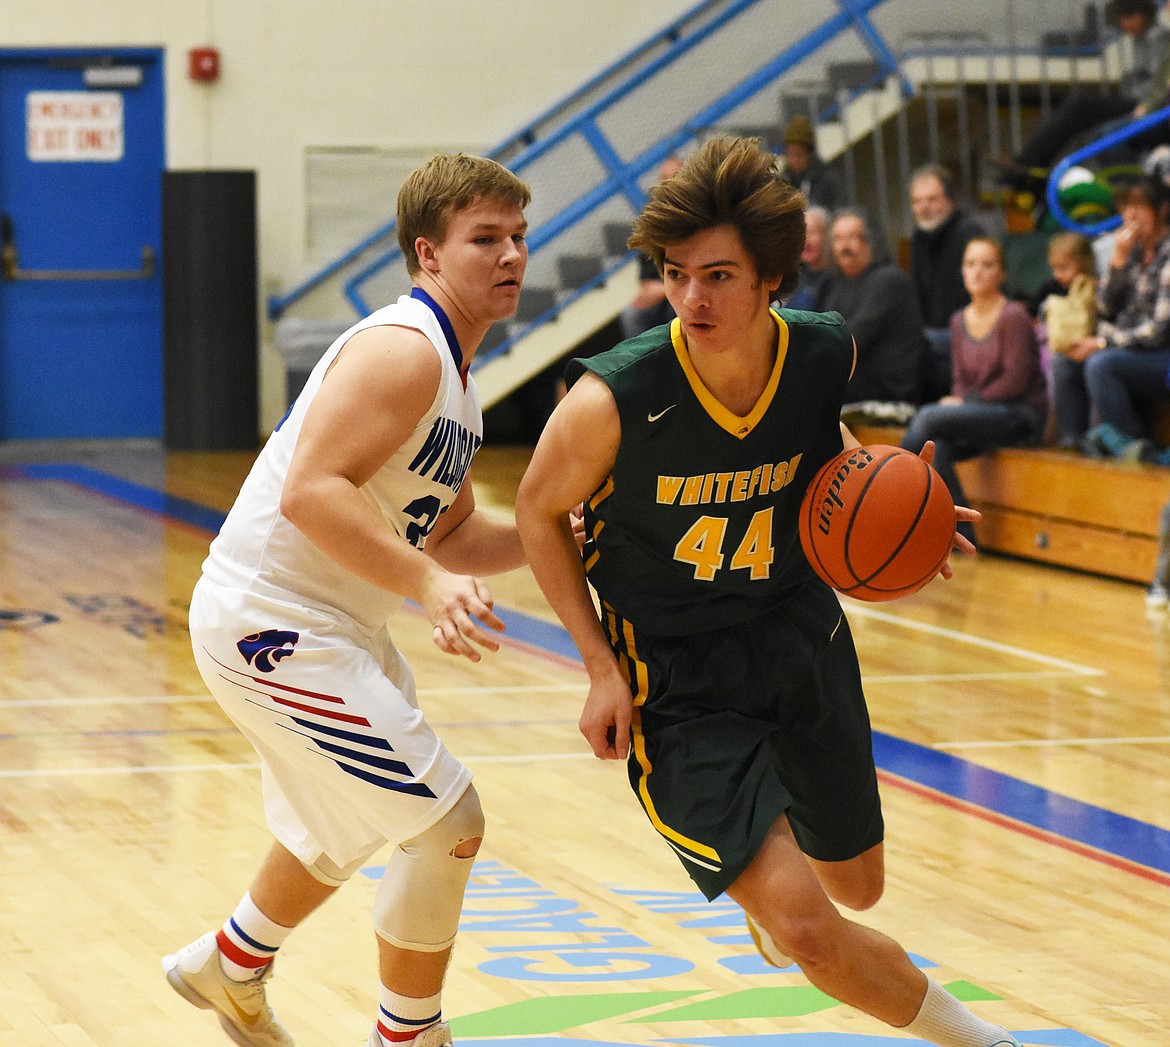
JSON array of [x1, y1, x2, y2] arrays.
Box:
[[266, 0, 730, 321], [1047, 103, 1170, 235]]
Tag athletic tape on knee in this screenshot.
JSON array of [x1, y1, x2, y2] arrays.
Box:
[[373, 786, 485, 952]]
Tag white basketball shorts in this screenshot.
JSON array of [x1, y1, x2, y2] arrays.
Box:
[[189, 577, 472, 868]]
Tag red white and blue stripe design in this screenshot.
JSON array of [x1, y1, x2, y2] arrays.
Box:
[[205, 648, 438, 798], [216, 917, 278, 972], [376, 1005, 442, 1043]]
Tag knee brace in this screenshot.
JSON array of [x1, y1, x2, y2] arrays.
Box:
[[373, 785, 485, 952]]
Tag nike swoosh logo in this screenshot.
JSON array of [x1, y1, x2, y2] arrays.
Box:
[[647, 405, 676, 423], [223, 986, 262, 1027]]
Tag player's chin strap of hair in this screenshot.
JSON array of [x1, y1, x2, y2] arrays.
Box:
[[373, 785, 485, 952]]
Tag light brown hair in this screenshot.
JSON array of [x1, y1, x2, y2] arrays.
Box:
[[397, 153, 531, 276], [1047, 231, 1096, 278]]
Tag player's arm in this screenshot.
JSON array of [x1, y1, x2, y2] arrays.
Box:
[[280, 324, 504, 661], [425, 477, 527, 576], [515, 373, 633, 760]]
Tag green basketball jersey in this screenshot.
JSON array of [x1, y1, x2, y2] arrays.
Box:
[[565, 309, 853, 636]]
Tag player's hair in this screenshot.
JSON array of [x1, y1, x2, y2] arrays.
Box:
[[397, 153, 531, 276], [1047, 231, 1096, 277], [628, 136, 807, 299]]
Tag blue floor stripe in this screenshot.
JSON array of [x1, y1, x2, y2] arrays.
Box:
[[495, 605, 584, 661], [20, 463, 228, 534], [873, 732, 1170, 875], [19, 462, 1170, 880]]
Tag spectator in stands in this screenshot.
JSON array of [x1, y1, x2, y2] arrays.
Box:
[[816, 208, 925, 419], [1028, 230, 1099, 318], [1033, 232, 1099, 444], [782, 205, 829, 311], [909, 164, 988, 402], [780, 114, 844, 210], [901, 237, 1048, 544], [619, 155, 684, 340], [1052, 175, 1170, 453], [994, 0, 1170, 193]]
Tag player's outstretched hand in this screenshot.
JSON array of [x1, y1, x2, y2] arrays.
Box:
[[579, 670, 634, 760], [423, 572, 506, 661]]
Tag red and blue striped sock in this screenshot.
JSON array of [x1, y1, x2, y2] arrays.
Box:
[[215, 892, 292, 981], [373, 987, 442, 1043]]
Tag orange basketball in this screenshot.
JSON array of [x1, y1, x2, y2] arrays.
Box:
[[799, 444, 957, 602]]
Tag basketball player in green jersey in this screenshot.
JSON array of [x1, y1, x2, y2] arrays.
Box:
[[515, 136, 1017, 1047]]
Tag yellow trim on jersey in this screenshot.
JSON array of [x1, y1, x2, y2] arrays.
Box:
[[589, 474, 615, 513], [584, 475, 614, 574], [617, 614, 649, 702], [669, 311, 789, 439], [629, 711, 723, 864], [602, 603, 723, 865]]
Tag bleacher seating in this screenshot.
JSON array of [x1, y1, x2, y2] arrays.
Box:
[[847, 423, 1170, 584]]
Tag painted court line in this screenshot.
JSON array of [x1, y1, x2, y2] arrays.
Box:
[[863, 670, 1095, 684], [938, 735, 1170, 750], [0, 753, 591, 779], [846, 602, 1104, 676], [0, 761, 261, 779], [0, 694, 213, 709], [0, 686, 584, 711]]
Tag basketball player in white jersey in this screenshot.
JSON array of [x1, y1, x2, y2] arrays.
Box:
[[163, 153, 531, 1047]]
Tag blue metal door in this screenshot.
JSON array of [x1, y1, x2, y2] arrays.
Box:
[[0, 49, 164, 440]]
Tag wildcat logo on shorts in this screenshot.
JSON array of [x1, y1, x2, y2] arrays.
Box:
[[236, 629, 301, 672]]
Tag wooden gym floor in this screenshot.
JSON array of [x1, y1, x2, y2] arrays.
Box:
[[0, 442, 1167, 1047]]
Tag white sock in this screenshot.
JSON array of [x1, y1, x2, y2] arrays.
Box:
[[903, 978, 1019, 1047], [215, 892, 294, 981], [373, 986, 442, 1044]]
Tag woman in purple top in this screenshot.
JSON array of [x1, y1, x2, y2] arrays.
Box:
[[901, 237, 1048, 544]]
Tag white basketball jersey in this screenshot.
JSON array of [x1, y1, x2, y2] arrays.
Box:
[[202, 291, 483, 632]]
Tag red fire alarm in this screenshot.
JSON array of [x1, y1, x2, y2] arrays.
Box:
[[188, 47, 220, 83]]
